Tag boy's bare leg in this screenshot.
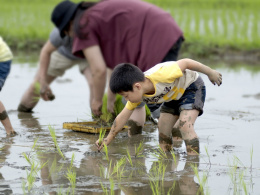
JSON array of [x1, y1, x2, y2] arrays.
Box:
[[18, 72, 56, 112], [175, 109, 199, 155], [0, 101, 16, 135], [127, 106, 146, 137], [158, 113, 178, 151]]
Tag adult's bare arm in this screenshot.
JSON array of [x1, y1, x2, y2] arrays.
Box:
[[177, 58, 222, 86], [83, 45, 107, 116], [39, 40, 57, 100]]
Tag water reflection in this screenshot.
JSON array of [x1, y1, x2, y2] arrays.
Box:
[[1, 63, 260, 194], [0, 137, 14, 194]]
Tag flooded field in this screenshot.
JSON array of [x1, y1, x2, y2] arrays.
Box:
[[0, 60, 260, 194]]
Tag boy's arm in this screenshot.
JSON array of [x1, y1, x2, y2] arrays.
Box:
[[177, 58, 222, 86], [95, 106, 134, 151]]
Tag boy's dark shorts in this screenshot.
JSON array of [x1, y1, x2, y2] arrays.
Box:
[[160, 76, 206, 116], [0, 60, 11, 91]]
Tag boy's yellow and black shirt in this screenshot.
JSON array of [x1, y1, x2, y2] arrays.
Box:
[[126, 61, 199, 110]]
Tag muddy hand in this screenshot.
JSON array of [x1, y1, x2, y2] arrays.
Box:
[[208, 70, 222, 86], [95, 139, 104, 151], [7, 129, 17, 136], [40, 86, 55, 101]]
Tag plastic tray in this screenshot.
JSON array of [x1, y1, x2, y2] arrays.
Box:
[[63, 121, 128, 134]]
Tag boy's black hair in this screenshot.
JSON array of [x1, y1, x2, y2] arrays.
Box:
[[110, 63, 145, 94]]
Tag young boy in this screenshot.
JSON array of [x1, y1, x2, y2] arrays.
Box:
[[96, 59, 222, 155], [0, 36, 16, 135]]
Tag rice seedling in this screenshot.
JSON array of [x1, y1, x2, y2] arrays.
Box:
[[48, 125, 65, 159], [32, 138, 39, 150], [109, 178, 115, 195], [66, 153, 77, 195], [21, 180, 26, 194], [32, 81, 41, 102], [134, 140, 144, 158], [49, 156, 64, 179], [22, 152, 48, 193], [100, 181, 109, 195], [205, 146, 211, 168], [190, 163, 209, 195], [228, 155, 246, 194], [148, 161, 175, 195], [103, 144, 109, 162], [126, 148, 133, 166], [98, 128, 106, 146], [100, 177, 115, 195], [57, 186, 65, 195], [99, 160, 113, 179], [151, 146, 168, 161], [112, 157, 126, 180], [250, 145, 253, 172]]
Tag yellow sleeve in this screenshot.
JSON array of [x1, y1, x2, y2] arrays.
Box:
[[125, 101, 141, 110], [149, 62, 183, 83]]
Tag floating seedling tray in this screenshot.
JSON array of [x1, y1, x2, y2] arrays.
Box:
[[63, 121, 128, 134]]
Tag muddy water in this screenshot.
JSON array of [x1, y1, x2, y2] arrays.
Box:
[[0, 61, 260, 194]]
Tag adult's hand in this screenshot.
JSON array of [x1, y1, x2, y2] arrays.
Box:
[[38, 40, 57, 101], [38, 78, 55, 101], [91, 99, 102, 116]]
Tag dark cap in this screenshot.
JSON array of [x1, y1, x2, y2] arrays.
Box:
[[51, 0, 81, 37]]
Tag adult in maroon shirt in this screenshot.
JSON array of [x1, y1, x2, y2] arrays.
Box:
[[51, 0, 183, 134]]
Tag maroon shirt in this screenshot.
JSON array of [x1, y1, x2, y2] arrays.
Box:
[[73, 0, 183, 71]]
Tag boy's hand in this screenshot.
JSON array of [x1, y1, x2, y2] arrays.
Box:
[[208, 70, 222, 86], [95, 138, 109, 151]]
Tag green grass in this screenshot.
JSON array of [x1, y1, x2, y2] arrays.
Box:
[[1, 0, 258, 57]]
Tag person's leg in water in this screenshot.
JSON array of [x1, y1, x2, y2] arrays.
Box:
[[158, 110, 199, 155], [158, 112, 179, 151], [18, 51, 75, 112], [0, 101, 16, 135], [18, 73, 56, 112], [127, 105, 146, 137], [158, 76, 205, 155], [175, 109, 200, 155], [0, 60, 16, 135]]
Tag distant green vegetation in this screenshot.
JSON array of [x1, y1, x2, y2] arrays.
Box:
[[0, 0, 259, 56]]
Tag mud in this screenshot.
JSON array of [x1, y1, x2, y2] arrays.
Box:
[[0, 62, 260, 194], [127, 119, 143, 136], [172, 127, 182, 139], [184, 138, 200, 154]]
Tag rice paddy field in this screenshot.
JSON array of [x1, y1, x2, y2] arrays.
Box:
[[0, 0, 260, 195], [1, 0, 260, 55]]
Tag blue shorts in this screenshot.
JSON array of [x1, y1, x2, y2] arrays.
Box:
[[0, 60, 11, 91], [160, 76, 206, 116]]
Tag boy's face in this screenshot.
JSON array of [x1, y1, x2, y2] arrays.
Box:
[[119, 83, 143, 103]]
